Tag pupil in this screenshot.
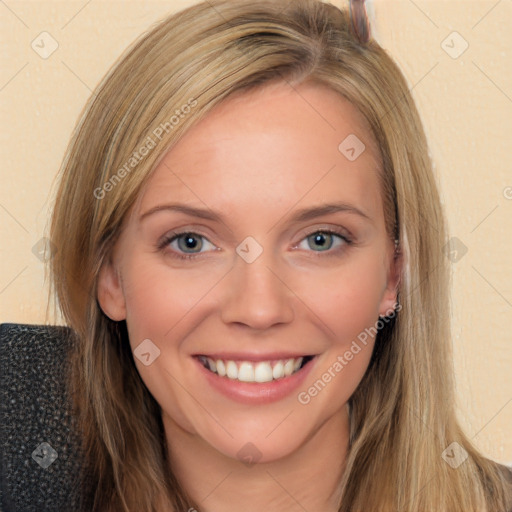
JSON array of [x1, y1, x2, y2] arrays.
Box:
[[180, 234, 201, 252], [311, 232, 331, 251]]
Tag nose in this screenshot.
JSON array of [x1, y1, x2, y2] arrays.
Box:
[[220, 249, 295, 330]]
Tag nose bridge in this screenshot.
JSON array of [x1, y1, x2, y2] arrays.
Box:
[[220, 241, 294, 328]]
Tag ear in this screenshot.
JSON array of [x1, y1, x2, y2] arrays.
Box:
[[378, 241, 403, 317], [97, 258, 126, 321]]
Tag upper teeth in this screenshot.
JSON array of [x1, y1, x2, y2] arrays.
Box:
[[199, 356, 304, 383]]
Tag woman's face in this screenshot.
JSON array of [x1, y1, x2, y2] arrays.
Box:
[[98, 81, 400, 464]]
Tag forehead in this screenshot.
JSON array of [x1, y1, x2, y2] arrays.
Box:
[[137, 81, 384, 224]]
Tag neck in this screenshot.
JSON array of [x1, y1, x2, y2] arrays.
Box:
[[162, 406, 350, 512]]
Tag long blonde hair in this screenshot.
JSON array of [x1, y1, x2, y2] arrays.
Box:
[[49, 0, 512, 510]]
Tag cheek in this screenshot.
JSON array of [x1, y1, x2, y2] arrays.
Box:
[[294, 262, 385, 412], [120, 255, 219, 343], [302, 254, 387, 343], [118, 257, 213, 431]]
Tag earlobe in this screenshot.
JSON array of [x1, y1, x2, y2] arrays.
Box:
[[97, 260, 127, 321]]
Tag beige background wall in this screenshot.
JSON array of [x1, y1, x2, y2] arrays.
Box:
[[1, 0, 511, 464]]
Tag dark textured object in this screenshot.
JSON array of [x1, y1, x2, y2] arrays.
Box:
[[0, 323, 90, 512]]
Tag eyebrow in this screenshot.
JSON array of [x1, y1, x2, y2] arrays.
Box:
[[139, 201, 372, 225]]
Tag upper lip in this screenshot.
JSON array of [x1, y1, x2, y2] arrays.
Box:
[[194, 352, 315, 362]]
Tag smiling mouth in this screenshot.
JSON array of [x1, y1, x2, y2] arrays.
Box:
[[195, 355, 316, 383]]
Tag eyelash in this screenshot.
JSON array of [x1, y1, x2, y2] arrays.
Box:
[[157, 228, 353, 261]]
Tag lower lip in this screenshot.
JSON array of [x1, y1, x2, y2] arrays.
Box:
[[194, 356, 317, 405]]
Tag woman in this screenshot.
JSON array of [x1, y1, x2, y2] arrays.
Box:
[[49, 0, 512, 510]]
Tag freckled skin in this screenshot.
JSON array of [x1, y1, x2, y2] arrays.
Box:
[[98, 81, 400, 512]]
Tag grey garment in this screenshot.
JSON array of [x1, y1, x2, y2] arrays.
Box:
[[0, 323, 91, 512]]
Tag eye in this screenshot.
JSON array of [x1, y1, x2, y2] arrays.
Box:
[[295, 229, 352, 256], [158, 228, 353, 261], [158, 231, 217, 260]]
